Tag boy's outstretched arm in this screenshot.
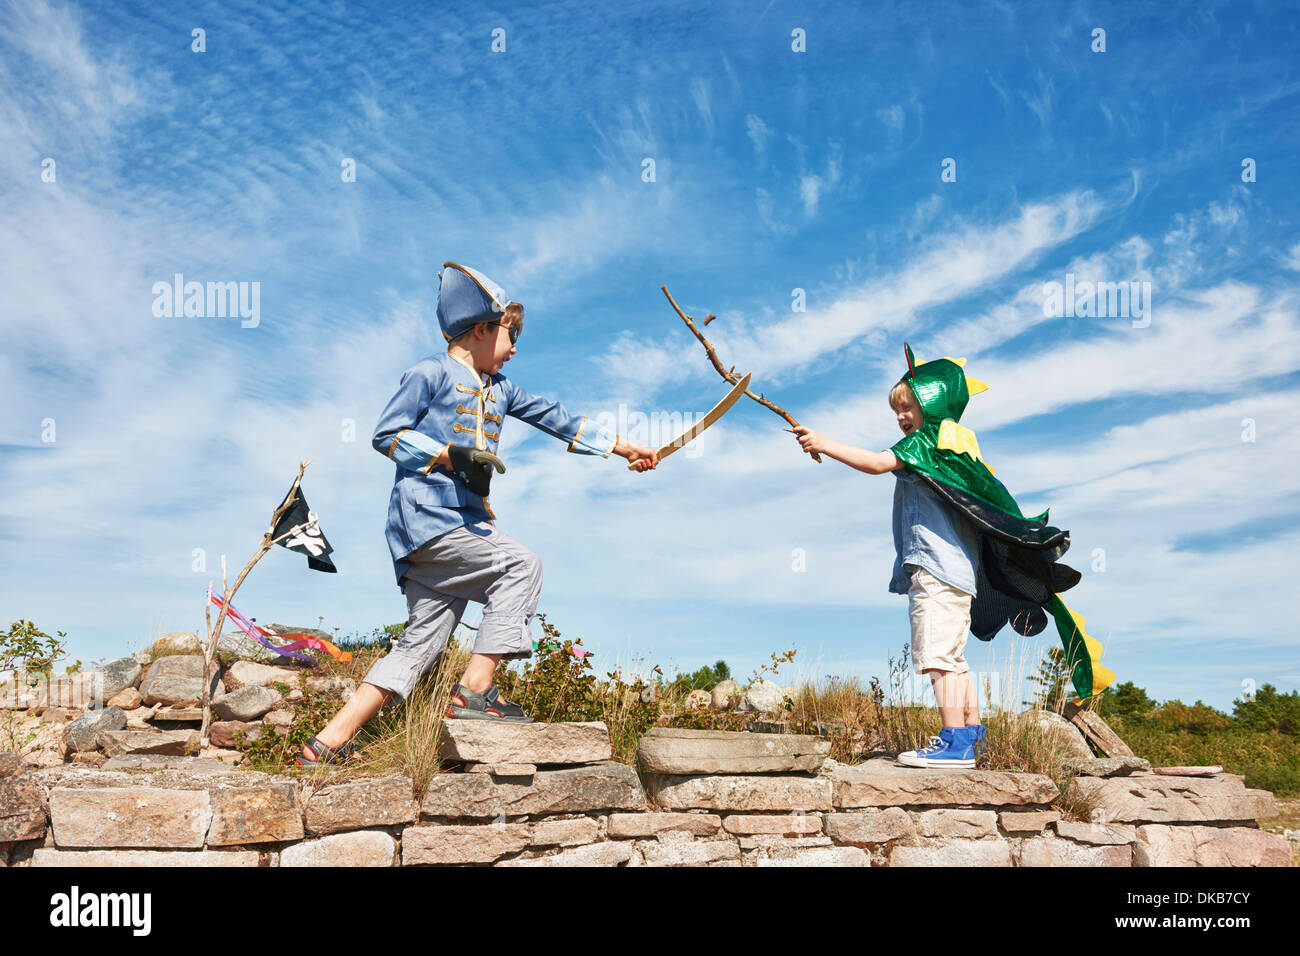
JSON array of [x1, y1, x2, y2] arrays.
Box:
[[503, 379, 658, 469], [792, 425, 901, 474]]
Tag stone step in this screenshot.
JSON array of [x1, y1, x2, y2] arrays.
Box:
[[421, 761, 644, 818], [1071, 772, 1275, 824], [829, 758, 1060, 808], [98, 730, 200, 758], [436, 720, 612, 766], [644, 773, 833, 812], [637, 727, 830, 775]]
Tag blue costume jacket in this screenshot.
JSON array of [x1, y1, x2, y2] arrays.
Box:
[[373, 352, 616, 587]]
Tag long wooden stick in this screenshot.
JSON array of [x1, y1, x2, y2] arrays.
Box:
[[199, 460, 312, 745], [661, 285, 821, 463]]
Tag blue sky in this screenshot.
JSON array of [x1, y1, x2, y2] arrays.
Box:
[[2, 0, 1299, 710]]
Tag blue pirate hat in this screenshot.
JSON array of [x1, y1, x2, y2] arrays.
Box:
[[436, 262, 509, 342]]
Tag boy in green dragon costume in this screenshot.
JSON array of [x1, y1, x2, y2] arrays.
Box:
[[794, 344, 1114, 766]]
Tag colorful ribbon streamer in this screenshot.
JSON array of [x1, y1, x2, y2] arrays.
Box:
[[207, 587, 353, 663]]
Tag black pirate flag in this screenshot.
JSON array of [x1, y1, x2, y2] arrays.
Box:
[[271, 482, 336, 572]]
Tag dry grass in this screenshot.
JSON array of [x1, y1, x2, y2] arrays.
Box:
[[784, 637, 1101, 820]]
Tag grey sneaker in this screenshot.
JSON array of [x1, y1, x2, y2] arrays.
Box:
[[445, 683, 534, 723]]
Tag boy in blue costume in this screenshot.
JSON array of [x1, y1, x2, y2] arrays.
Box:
[[299, 262, 657, 766]]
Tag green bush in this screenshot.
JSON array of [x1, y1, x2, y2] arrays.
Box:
[[1, 619, 67, 678], [240, 688, 346, 772], [496, 614, 659, 763], [1233, 684, 1300, 735]]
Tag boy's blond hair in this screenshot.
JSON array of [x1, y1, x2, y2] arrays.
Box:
[[889, 379, 915, 410]]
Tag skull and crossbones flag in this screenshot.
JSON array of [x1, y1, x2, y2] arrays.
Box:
[[271, 482, 336, 572]]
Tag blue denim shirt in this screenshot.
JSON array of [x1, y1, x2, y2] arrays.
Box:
[[889, 469, 980, 597]]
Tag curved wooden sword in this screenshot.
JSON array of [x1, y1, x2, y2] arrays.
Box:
[[629, 372, 752, 471]]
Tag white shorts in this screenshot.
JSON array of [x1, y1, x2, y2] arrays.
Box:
[[907, 565, 972, 675]]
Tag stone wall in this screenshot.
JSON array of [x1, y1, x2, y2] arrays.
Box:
[[0, 722, 1290, 867]]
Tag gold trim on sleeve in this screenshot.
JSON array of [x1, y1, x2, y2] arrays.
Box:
[[420, 444, 449, 475], [567, 416, 589, 453], [388, 428, 411, 460]]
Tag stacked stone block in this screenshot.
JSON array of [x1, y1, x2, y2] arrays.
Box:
[[0, 722, 1290, 867]]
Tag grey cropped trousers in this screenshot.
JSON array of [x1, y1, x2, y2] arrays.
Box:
[[363, 521, 542, 703]]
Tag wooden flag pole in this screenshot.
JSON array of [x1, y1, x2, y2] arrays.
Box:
[[198, 460, 313, 746]]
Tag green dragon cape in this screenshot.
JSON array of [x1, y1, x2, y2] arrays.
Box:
[[891, 344, 1114, 699]]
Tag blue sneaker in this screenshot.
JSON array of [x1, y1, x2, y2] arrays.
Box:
[[897, 726, 976, 768], [966, 723, 988, 759]]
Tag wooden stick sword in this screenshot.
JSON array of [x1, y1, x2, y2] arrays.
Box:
[[661, 285, 822, 463]]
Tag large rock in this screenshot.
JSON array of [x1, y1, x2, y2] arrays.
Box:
[[33, 849, 259, 867], [91, 659, 142, 700], [208, 784, 303, 845], [1133, 825, 1292, 867], [889, 840, 1013, 867], [1019, 709, 1093, 759], [138, 656, 223, 706], [222, 660, 303, 691], [684, 689, 711, 710], [722, 813, 823, 836], [1020, 836, 1132, 866], [607, 812, 722, 838], [211, 685, 282, 722], [63, 707, 126, 753], [107, 688, 142, 710], [644, 773, 833, 812], [830, 759, 1060, 808], [1063, 756, 1151, 777], [711, 680, 739, 709], [145, 655, 206, 678], [421, 761, 645, 818], [436, 721, 612, 765], [150, 632, 203, 656], [215, 630, 287, 665], [303, 776, 418, 835], [1054, 821, 1137, 845], [530, 818, 599, 846], [754, 846, 871, 867], [638, 841, 740, 867], [49, 787, 211, 848], [637, 727, 830, 774], [824, 807, 916, 846], [209, 720, 263, 749], [0, 752, 21, 778], [497, 841, 633, 867], [0, 776, 47, 841], [1072, 773, 1276, 824], [739, 679, 787, 713], [139, 675, 211, 707], [916, 809, 998, 839], [97, 730, 199, 758], [999, 810, 1061, 833], [281, 831, 396, 867], [402, 823, 531, 864], [103, 755, 233, 772]]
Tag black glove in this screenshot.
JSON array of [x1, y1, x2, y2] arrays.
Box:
[[447, 444, 506, 497]]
